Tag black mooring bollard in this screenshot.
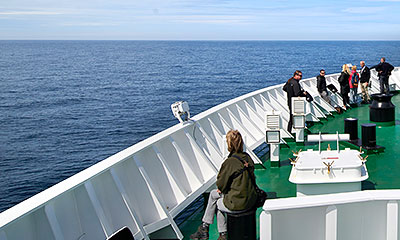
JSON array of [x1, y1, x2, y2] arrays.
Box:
[[370, 93, 395, 122], [344, 118, 358, 141], [361, 123, 377, 148]]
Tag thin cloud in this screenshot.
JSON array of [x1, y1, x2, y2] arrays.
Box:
[[0, 11, 62, 15], [164, 15, 254, 24], [60, 22, 120, 26], [343, 7, 385, 14]]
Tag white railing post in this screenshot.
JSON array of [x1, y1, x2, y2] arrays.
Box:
[[44, 203, 65, 240], [84, 181, 112, 237], [386, 200, 398, 240], [260, 211, 272, 240], [325, 206, 337, 240], [136, 163, 184, 240], [110, 168, 150, 240]]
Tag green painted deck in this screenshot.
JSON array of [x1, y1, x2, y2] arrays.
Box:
[[179, 93, 400, 240]]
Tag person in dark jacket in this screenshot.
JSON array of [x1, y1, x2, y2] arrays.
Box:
[[370, 57, 395, 94], [316, 69, 331, 105], [359, 61, 371, 103], [283, 70, 307, 133], [338, 64, 351, 109], [190, 130, 257, 240]]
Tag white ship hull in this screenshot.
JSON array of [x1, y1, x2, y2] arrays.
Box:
[[1, 68, 399, 239]]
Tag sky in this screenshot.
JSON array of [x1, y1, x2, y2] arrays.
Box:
[[0, 0, 399, 40]]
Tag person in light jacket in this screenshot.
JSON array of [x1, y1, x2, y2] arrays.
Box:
[[359, 61, 371, 103], [190, 130, 257, 240]]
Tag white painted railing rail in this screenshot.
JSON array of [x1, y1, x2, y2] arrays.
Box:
[[0, 69, 398, 239], [260, 190, 400, 240]]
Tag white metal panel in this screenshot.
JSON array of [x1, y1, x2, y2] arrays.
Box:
[[44, 203, 64, 240], [135, 147, 186, 207], [338, 201, 387, 240], [111, 157, 166, 226], [135, 164, 183, 239], [193, 121, 224, 168], [217, 110, 258, 148], [326, 74, 341, 92], [110, 168, 150, 240], [170, 135, 205, 184], [370, 70, 382, 93], [84, 181, 114, 236], [152, 145, 190, 197], [155, 138, 202, 192], [184, 129, 219, 171], [3, 207, 55, 240], [246, 96, 292, 139], [44, 193, 83, 240], [220, 108, 258, 146], [74, 184, 107, 240], [271, 206, 326, 240], [186, 122, 221, 168], [261, 92, 290, 120], [229, 104, 264, 137], [208, 113, 231, 144], [240, 100, 265, 129], [173, 130, 216, 181], [195, 118, 222, 153], [389, 68, 400, 89], [272, 88, 288, 105]]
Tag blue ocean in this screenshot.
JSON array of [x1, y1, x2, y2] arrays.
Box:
[[1, 40, 399, 212]]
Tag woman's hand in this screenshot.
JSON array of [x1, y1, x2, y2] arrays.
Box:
[[217, 189, 221, 194]]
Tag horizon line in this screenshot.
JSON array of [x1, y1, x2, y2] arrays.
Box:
[[1, 39, 400, 41]]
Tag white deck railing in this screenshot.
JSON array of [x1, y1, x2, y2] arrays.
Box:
[[0, 69, 398, 240], [260, 190, 400, 240]]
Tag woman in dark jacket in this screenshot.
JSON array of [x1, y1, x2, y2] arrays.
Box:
[[190, 130, 257, 240], [338, 64, 351, 109]]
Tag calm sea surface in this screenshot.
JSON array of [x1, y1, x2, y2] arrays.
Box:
[[1, 40, 400, 212]]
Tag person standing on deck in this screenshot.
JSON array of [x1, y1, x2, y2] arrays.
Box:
[[360, 61, 371, 103], [370, 57, 394, 94], [338, 64, 351, 109], [190, 130, 257, 240], [316, 69, 332, 105], [283, 70, 307, 133], [349, 65, 360, 104]]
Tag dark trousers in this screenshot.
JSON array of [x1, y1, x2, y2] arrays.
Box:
[[340, 87, 350, 106], [287, 111, 293, 133], [379, 75, 389, 94]]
